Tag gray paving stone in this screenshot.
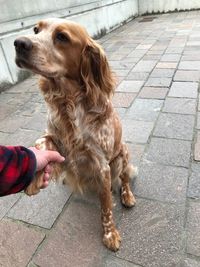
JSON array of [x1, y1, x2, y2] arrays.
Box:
[[115, 107, 127, 120], [174, 70, 200, 82], [112, 92, 136, 108], [145, 77, 172, 87], [196, 112, 200, 129], [182, 258, 200, 267], [101, 256, 140, 267], [150, 68, 175, 78], [3, 128, 43, 146], [179, 61, 200, 70], [0, 132, 10, 144], [163, 97, 196, 115], [142, 54, 161, 61], [13, 102, 46, 117], [117, 199, 184, 267], [113, 69, 130, 77], [194, 132, 200, 161], [153, 113, 195, 140], [156, 62, 178, 69], [188, 163, 200, 199], [0, 219, 45, 267], [186, 201, 200, 257], [22, 113, 47, 131], [131, 60, 157, 72], [1, 115, 31, 133], [126, 99, 163, 122], [160, 54, 181, 62], [135, 161, 188, 203], [0, 104, 17, 121], [109, 60, 135, 70], [138, 86, 168, 99], [144, 138, 191, 168], [168, 82, 198, 98], [8, 183, 72, 229], [0, 194, 21, 220], [126, 72, 149, 81], [122, 119, 154, 144], [165, 47, 184, 54], [127, 143, 145, 166], [182, 54, 200, 61], [33, 197, 108, 267], [116, 80, 144, 93]]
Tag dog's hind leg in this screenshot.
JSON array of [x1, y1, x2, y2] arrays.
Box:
[[99, 164, 121, 251]]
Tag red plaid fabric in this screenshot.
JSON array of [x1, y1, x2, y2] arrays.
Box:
[[0, 146, 36, 196]]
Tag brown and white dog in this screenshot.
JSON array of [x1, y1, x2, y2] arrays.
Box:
[[14, 18, 136, 251]]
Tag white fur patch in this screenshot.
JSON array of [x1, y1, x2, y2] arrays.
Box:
[[104, 232, 112, 239]]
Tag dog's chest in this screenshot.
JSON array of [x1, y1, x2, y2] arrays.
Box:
[[74, 105, 115, 156]]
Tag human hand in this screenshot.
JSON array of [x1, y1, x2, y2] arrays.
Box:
[[28, 147, 65, 189]]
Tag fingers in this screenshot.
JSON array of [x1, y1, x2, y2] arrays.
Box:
[[40, 172, 50, 189], [44, 150, 65, 164], [44, 164, 52, 174]]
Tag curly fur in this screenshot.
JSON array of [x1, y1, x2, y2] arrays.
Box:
[[15, 18, 136, 251]]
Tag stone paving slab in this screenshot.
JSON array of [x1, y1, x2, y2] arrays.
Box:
[[162, 97, 196, 115], [112, 92, 137, 108], [153, 113, 195, 140], [186, 201, 200, 257], [125, 99, 163, 122], [116, 80, 144, 93], [145, 77, 172, 87], [0, 194, 21, 220], [122, 119, 154, 144], [8, 183, 72, 229], [33, 196, 108, 267], [127, 143, 145, 167], [168, 81, 198, 98], [135, 161, 188, 203], [194, 132, 200, 161], [0, 219, 45, 267], [174, 70, 200, 82], [138, 86, 168, 99], [182, 258, 200, 267], [116, 199, 184, 267], [150, 68, 175, 78], [144, 137, 191, 168], [188, 163, 200, 199]]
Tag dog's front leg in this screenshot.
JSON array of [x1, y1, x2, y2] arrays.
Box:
[[99, 165, 121, 251], [24, 135, 61, 196]]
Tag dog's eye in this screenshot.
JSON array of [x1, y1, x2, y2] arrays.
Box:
[[34, 27, 39, 34], [56, 33, 69, 42]]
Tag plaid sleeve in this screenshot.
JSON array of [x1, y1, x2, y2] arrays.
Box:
[[0, 146, 37, 196]]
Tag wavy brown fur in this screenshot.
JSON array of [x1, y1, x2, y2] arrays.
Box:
[[14, 18, 136, 251]]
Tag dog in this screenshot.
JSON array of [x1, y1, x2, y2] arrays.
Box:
[[14, 18, 136, 251]]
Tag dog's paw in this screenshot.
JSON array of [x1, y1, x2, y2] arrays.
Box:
[[24, 170, 44, 196], [103, 229, 121, 251], [121, 188, 136, 208]]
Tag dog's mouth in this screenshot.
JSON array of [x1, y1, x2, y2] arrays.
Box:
[[15, 56, 58, 78]]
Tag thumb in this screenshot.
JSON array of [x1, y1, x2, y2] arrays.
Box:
[[44, 150, 65, 163]]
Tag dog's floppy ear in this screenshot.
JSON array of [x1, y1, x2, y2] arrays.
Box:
[[80, 39, 115, 105]]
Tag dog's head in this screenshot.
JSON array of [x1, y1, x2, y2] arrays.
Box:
[[14, 18, 114, 98]]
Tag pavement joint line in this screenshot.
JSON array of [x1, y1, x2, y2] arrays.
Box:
[[114, 255, 145, 267], [4, 216, 50, 234]]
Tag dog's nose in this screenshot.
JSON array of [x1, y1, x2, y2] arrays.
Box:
[[14, 37, 33, 53]]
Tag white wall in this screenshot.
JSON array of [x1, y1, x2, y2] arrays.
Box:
[[139, 0, 200, 15], [0, 0, 138, 91]]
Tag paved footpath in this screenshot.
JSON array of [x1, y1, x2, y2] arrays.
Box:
[[1, 11, 200, 267]]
